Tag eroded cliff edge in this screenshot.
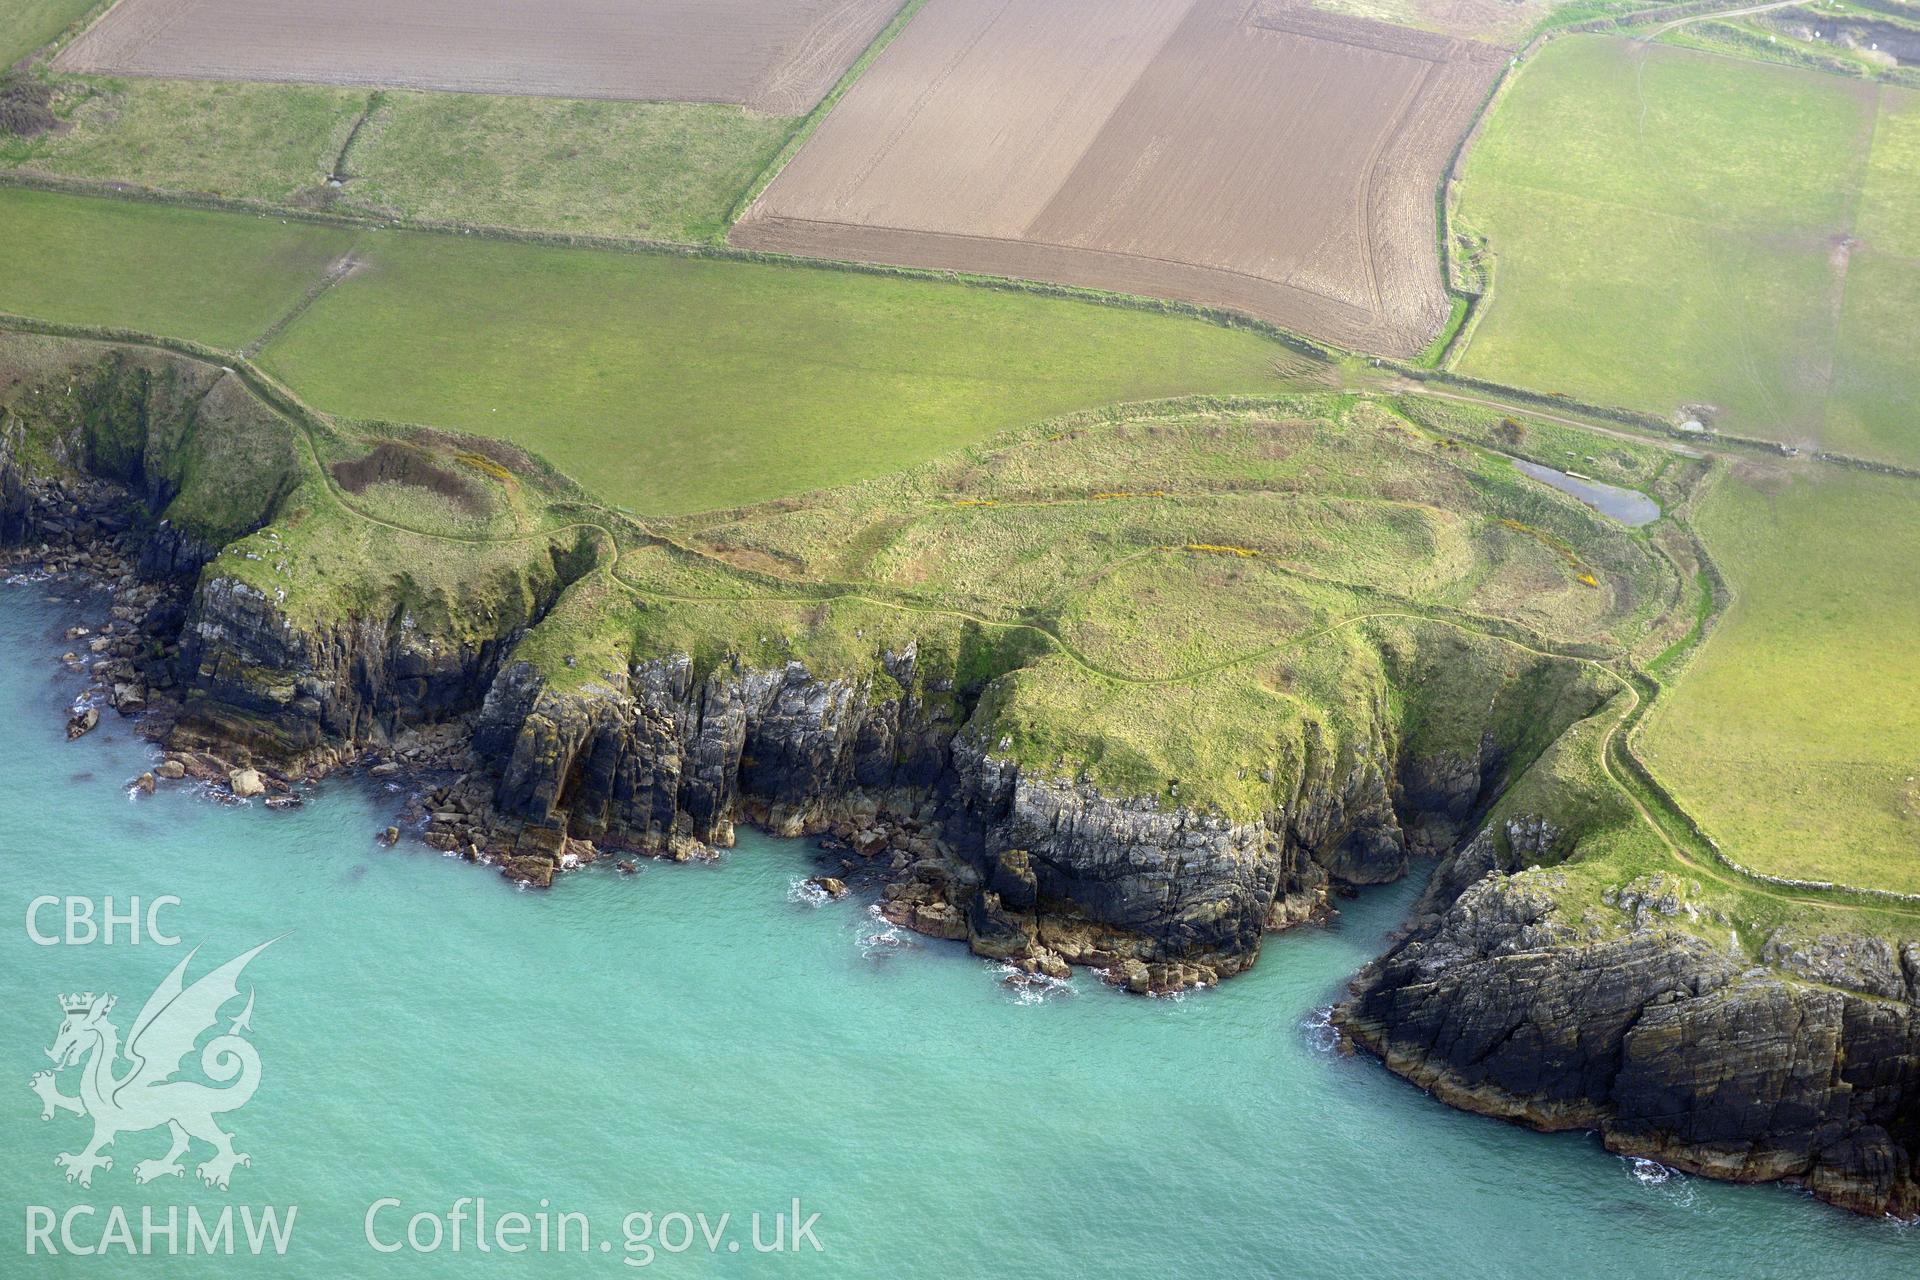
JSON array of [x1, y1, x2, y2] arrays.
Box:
[[463, 632, 1599, 990]]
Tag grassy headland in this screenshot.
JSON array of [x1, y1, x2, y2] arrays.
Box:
[[15, 322, 1920, 945]]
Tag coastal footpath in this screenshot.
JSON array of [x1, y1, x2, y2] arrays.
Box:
[[4, 330, 1915, 1216]]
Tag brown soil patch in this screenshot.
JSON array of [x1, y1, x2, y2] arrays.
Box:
[[0, 73, 56, 138], [56, 0, 902, 114], [331, 443, 486, 514], [733, 0, 1505, 356], [416, 427, 536, 479]]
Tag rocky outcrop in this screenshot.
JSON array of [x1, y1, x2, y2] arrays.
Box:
[[477, 649, 958, 853], [0, 422, 30, 544], [1338, 864, 1920, 1218], [171, 559, 575, 771], [480, 648, 1323, 979], [929, 737, 1327, 984], [136, 518, 223, 581], [467, 643, 1581, 989]]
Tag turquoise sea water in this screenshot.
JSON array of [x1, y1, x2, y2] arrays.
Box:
[[0, 583, 1910, 1277]]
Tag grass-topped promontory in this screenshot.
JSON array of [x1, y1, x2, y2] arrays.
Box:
[[19, 324, 1920, 945], [499, 395, 1679, 819], [4, 325, 1671, 824]]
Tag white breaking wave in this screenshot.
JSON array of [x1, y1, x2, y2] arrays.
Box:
[[1301, 1005, 1340, 1053], [1623, 1156, 1698, 1208], [999, 963, 1074, 1005], [788, 876, 832, 909]]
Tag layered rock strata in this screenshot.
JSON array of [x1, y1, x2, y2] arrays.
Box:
[[1338, 845, 1920, 1218]]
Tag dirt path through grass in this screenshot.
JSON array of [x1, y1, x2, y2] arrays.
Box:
[[1386, 380, 1706, 456], [241, 251, 362, 358], [1638, 0, 1802, 42]]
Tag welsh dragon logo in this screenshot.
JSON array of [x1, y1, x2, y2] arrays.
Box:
[[29, 940, 276, 1190]]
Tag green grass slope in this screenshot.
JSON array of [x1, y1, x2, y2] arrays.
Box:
[[1456, 36, 1920, 464], [0, 188, 1295, 516], [1641, 464, 1920, 893], [0, 0, 92, 67], [0, 186, 357, 348], [254, 231, 1293, 515]]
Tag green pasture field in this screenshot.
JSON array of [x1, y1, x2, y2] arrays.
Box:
[[340, 93, 792, 244], [0, 186, 356, 348], [1640, 463, 1920, 894], [0, 187, 1294, 516], [0, 0, 93, 67], [1456, 36, 1920, 465], [254, 231, 1295, 515], [0, 79, 363, 202], [2, 77, 793, 244]]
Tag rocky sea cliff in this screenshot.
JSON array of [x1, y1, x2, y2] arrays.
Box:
[[1338, 833, 1920, 1218]]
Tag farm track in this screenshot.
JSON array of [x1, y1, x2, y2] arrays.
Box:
[[1384, 381, 1707, 456], [1638, 0, 1803, 41]]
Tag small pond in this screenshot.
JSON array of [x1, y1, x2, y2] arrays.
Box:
[[1514, 458, 1661, 526]]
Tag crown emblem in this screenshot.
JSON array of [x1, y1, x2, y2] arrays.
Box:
[[60, 992, 100, 1014]]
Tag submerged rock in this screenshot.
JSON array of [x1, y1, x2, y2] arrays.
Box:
[[806, 875, 849, 900]]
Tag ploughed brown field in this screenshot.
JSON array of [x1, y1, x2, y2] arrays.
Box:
[[54, 0, 903, 114], [733, 0, 1505, 356]]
